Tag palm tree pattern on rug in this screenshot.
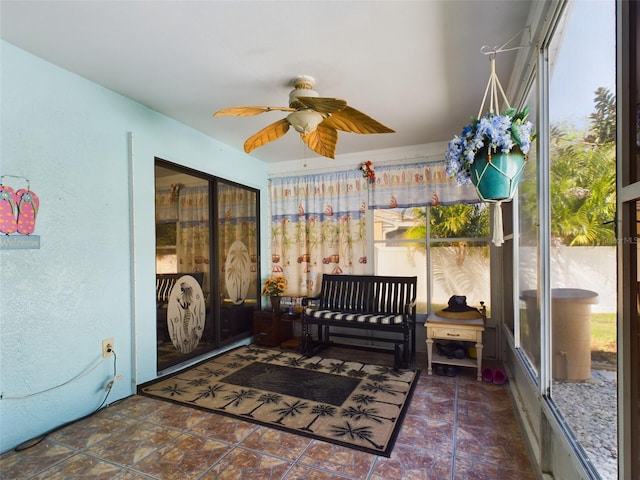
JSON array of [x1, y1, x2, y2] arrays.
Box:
[[140, 345, 419, 456]]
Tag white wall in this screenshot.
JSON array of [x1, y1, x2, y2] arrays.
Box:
[[0, 41, 269, 453]]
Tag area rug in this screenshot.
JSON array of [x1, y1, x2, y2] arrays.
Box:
[[139, 345, 419, 457]]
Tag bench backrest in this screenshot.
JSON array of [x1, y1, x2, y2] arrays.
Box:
[[317, 274, 417, 316], [157, 272, 205, 304]]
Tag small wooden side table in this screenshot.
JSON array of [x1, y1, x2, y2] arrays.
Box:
[[425, 314, 485, 380], [253, 310, 292, 347], [279, 312, 302, 351]]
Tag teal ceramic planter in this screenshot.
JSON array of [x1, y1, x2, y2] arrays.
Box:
[[468, 147, 527, 201]]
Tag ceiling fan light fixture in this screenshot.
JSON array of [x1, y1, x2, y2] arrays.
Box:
[[287, 110, 324, 134]]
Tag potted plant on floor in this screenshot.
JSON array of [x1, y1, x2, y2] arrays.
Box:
[[262, 275, 287, 311]]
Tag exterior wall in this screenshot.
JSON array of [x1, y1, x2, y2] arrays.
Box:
[[0, 41, 269, 453]]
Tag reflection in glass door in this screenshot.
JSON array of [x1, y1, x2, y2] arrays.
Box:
[[154, 160, 260, 373], [218, 180, 259, 342]]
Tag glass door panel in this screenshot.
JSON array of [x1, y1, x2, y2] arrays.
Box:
[[217, 179, 259, 343], [154, 161, 260, 373], [517, 97, 540, 375], [155, 162, 214, 372], [546, 2, 617, 478]]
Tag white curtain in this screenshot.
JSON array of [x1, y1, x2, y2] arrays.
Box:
[[155, 188, 178, 223], [270, 170, 369, 296], [176, 185, 210, 295], [269, 160, 480, 296], [218, 182, 258, 304]]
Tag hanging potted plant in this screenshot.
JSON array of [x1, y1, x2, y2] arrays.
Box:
[[445, 48, 535, 246], [445, 105, 534, 200]]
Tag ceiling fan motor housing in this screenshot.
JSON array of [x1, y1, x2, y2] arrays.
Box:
[[289, 75, 319, 108]]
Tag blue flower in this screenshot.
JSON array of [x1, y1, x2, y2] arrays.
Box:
[[445, 107, 534, 185]]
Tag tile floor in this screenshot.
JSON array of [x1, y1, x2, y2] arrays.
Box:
[[0, 348, 537, 480]]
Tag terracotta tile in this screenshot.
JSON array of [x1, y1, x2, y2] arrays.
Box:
[[0, 351, 540, 480], [0, 440, 75, 479], [454, 456, 537, 480], [83, 421, 182, 466], [284, 463, 359, 479], [370, 443, 452, 480], [407, 392, 456, 421], [49, 411, 138, 450], [30, 452, 126, 480], [297, 441, 376, 478], [395, 413, 454, 453], [456, 398, 519, 430], [458, 377, 512, 402], [188, 413, 258, 443], [200, 447, 293, 479], [455, 424, 532, 472], [143, 402, 211, 430], [240, 426, 311, 460], [415, 375, 458, 399], [113, 471, 160, 480], [134, 433, 232, 480], [112, 395, 171, 419]]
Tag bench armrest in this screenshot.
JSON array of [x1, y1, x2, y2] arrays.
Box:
[[404, 298, 417, 318], [301, 295, 320, 307]]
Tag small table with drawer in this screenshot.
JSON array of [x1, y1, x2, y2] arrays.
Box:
[[425, 314, 485, 381], [253, 310, 292, 347]]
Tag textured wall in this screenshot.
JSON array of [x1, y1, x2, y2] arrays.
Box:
[[0, 41, 268, 453]]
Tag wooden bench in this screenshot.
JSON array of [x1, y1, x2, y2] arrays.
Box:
[[301, 274, 417, 369]]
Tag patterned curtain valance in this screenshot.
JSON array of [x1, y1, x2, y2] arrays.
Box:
[[369, 160, 480, 209], [270, 170, 368, 221]]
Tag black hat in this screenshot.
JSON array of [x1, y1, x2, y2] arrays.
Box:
[[443, 295, 478, 312]]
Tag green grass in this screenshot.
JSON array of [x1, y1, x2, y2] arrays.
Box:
[[591, 313, 617, 351], [591, 312, 617, 365]]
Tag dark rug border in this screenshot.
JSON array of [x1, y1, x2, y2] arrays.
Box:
[[138, 345, 421, 457]]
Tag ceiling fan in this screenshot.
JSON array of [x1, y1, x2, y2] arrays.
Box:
[[213, 75, 395, 159]]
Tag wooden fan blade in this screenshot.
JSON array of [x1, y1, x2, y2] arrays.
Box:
[[295, 97, 348, 114], [301, 124, 338, 159], [214, 105, 295, 117], [243, 118, 290, 153], [321, 106, 395, 134]]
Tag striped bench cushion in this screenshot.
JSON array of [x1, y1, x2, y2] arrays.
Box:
[[305, 308, 404, 325], [156, 276, 177, 304]]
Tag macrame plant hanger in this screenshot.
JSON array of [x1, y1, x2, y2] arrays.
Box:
[[477, 29, 529, 246]]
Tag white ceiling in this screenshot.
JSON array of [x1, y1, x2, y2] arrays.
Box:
[[0, 0, 534, 164]]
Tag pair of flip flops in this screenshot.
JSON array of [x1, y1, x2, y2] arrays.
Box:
[[0, 185, 39, 235], [482, 367, 507, 385]]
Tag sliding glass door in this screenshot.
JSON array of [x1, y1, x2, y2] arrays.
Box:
[[154, 159, 260, 373]]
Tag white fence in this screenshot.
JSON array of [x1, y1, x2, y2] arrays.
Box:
[[520, 246, 616, 313], [376, 245, 616, 314]]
